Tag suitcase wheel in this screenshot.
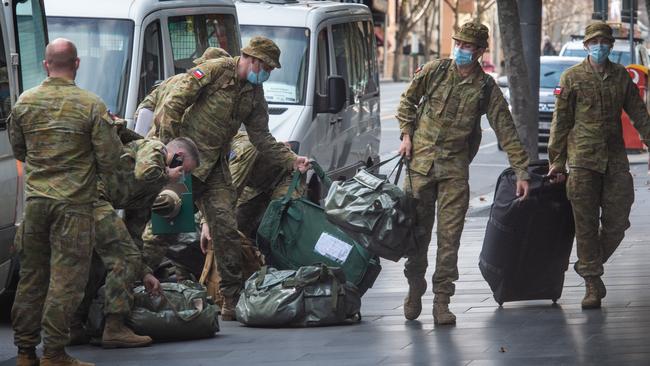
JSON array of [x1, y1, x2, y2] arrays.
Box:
[[497, 301, 504, 307], [552, 298, 558, 304]]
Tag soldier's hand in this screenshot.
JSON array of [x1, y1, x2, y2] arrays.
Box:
[[143, 273, 161, 296], [166, 166, 183, 182], [200, 222, 212, 255], [547, 165, 566, 184], [399, 135, 412, 159], [293, 156, 311, 173], [516, 179, 530, 200]]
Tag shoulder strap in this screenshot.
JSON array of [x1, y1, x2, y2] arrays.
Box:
[[422, 59, 452, 103], [478, 73, 495, 115]]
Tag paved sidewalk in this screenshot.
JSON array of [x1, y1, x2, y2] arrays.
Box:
[[1, 163, 649, 365]]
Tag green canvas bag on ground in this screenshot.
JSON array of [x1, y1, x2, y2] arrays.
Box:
[[235, 265, 361, 327], [256, 162, 381, 294]]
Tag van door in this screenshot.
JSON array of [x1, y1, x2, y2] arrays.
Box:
[[311, 27, 337, 172], [329, 20, 380, 176]]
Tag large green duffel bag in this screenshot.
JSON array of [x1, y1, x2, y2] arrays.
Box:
[[235, 265, 361, 327], [256, 162, 381, 294], [126, 281, 219, 341], [323, 156, 418, 262]]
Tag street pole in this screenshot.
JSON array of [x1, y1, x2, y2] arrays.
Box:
[[630, 3, 635, 64], [518, 0, 541, 159]]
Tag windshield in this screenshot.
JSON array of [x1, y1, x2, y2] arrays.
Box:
[[240, 25, 309, 105], [540, 61, 580, 88], [563, 48, 632, 66], [47, 17, 134, 116]]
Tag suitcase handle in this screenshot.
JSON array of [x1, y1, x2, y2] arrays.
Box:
[[283, 160, 331, 203]]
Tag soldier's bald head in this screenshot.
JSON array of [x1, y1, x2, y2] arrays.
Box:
[[44, 38, 79, 74]]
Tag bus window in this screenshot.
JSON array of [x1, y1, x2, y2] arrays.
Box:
[[15, 0, 48, 91]]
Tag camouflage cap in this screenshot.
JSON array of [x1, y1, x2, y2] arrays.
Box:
[[452, 21, 489, 48], [241, 36, 281, 69], [193, 47, 231, 65], [152, 189, 182, 218], [584, 22, 615, 43]]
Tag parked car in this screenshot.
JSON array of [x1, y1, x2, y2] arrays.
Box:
[[497, 56, 583, 150], [236, 0, 381, 186]]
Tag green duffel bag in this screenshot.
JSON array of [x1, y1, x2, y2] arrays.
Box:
[[126, 281, 219, 341], [236, 265, 361, 327], [324, 156, 418, 262], [256, 161, 381, 294]]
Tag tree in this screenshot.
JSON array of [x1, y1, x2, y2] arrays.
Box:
[[444, 0, 462, 33], [496, 0, 537, 159], [423, 0, 440, 60], [392, 0, 435, 81], [542, 0, 591, 46], [475, 0, 495, 19]]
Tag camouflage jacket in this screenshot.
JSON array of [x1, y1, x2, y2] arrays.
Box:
[[99, 139, 168, 210], [152, 56, 295, 182], [9, 77, 121, 203], [396, 59, 529, 180], [138, 74, 182, 138], [548, 59, 650, 174]]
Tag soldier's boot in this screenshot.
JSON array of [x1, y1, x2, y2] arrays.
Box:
[[433, 294, 456, 326], [581, 277, 604, 309], [67, 321, 89, 346], [101, 314, 152, 349], [596, 276, 607, 299], [40, 348, 94, 366], [221, 296, 238, 321], [403, 278, 427, 320], [16, 347, 39, 366]]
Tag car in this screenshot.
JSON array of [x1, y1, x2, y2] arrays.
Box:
[[559, 36, 649, 67], [497, 56, 583, 150], [236, 0, 381, 186]]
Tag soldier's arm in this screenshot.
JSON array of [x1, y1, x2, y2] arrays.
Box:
[[395, 61, 438, 137], [547, 73, 575, 172], [92, 103, 123, 175], [244, 93, 296, 169], [134, 141, 167, 184], [8, 110, 26, 162], [622, 72, 650, 144], [485, 82, 530, 180], [133, 87, 159, 121]]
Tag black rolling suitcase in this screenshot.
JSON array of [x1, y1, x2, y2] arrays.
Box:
[[479, 160, 575, 305]]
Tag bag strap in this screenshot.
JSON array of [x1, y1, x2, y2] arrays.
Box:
[[283, 160, 331, 204], [255, 266, 269, 288], [416, 59, 452, 123], [159, 290, 204, 322]]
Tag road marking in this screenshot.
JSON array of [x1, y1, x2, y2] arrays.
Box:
[[381, 114, 394, 120], [478, 141, 498, 150]]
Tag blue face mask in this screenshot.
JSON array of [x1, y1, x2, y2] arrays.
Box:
[[247, 67, 270, 85], [453, 46, 474, 66], [588, 44, 611, 64]]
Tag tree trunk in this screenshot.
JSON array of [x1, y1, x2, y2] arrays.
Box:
[[424, 13, 431, 60], [392, 29, 405, 81], [496, 0, 537, 159]]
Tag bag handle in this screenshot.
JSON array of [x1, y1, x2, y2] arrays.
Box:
[[283, 160, 331, 203], [159, 290, 204, 322]]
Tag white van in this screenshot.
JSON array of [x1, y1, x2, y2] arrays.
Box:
[[559, 36, 649, 67], [236, 0, 381, 183], [0, 0, 48, 300], [44, 0, 242, 127]]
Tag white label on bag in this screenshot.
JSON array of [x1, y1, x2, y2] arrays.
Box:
[[314, 232, 353, 264]]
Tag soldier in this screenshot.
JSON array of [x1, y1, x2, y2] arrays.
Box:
[[143, 36, 310, 321], [72, 137, 199, 348], [548, 22, 650, 309], [9, 38, 121, 366], [396, 21, 530, 325]]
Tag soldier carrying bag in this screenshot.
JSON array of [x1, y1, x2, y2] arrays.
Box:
[[323, 155, 418, 262], [235, 264, 361, 327]]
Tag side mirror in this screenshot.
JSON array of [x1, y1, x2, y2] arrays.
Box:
[[497, 76, 508, 88], [315, 75, 347, 114]]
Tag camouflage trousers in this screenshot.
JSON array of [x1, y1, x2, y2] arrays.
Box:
[[92, 201, 142, 315], [12, 198, 94, 350], [143, 161, 242, 297], [567, 167, 634, 278], [403, 167, 469, 297]]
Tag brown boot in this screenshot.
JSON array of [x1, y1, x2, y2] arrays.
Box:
[[40, 348, 93, 366], [101, 314, 152, 349], [596, 276, 607, 299], [16, 348, 39, 366], [221, 296, 238, 321], [433, 294, 456, 325], [582, 277, 604, 309], [403, 278, 427, 320]]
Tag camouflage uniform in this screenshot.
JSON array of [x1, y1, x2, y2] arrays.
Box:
[[396, 23, 529, 301], [8, 77, 121, 351], [144, 38, 295, 298], [548, 23, 650, 281]]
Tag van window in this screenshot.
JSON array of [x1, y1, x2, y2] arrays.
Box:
[[138, 21, 163, 104], [48, 17, 134, 116], [332, 21, 374, 100], [168, 14, 238, 73], [315, 28, 330, 95], [241, 25, 309, 104], [0, 26, 9, 123], [15, 0, 48, 91]]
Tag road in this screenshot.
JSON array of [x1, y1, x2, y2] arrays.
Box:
[[378, 82, 519, 215]]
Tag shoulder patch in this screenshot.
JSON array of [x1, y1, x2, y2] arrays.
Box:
[[414, 64, 424, 75], [553, 86, 562, 96], [192, 68, 206, 80]]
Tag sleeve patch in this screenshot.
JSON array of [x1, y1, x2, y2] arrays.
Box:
[[553, 87, 562, 96], [192, 68, 206, 80]]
